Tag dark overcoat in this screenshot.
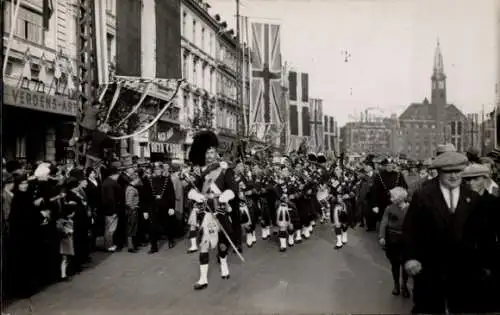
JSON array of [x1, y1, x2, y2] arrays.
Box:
[[402, 178, 496, 313]]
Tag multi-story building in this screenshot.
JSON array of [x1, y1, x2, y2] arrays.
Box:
[[215, 20, 239, 152], [3, 0, 84, 163], [481, 115, 497, 155], [399, 41, 469, 160], [179, 0, 219, 156], [340, 117, 399, 155]]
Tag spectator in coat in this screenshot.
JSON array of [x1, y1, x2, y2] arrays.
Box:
[[123, 161, 141, 253], [170, 160, 187, 237], [101, 164, 122, 252], [461, 163, 500, 313], [403, 151, 495, 314], [367, 158, 407, 231], [85, 167, 101, 251]]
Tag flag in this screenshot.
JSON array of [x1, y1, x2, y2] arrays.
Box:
[[309, 98, 323, 152], [301, 73, 309, 102], [289, 105, 299, 135], [301, 106, 310, 136], [116, 0, 181, 79], [250, 22, 282, 136], [288, 70, 310, 137], [43, 0, 54, 30], [155, 0, 181, 79], [116, 0, 142, 77]]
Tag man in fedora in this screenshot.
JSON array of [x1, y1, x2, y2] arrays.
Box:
[[403, 151, 488, 313]]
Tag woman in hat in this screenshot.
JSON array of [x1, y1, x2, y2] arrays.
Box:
[[186, 130, 238, 290], [123, 162, 141, 253], [7, 174, 41, 297], [65, 168, 91, 271]]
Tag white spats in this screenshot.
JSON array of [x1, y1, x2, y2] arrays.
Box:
[[295, 230, 302, 242], [261, 226, 271, 239], [335, 235, 343, 249], [194, 264, 209, 290], [188, 237, 198, 253], [220, 257, 230, 279], [279, 238, 287, 251], [251, 231, 257, 244], [246, 233, 253, 247], [288, 234, 295, 246], [302, 226, 311, 239], [311, 220, 316, 227], [60, 257, 68, 279], [341, 231, 348, 244]]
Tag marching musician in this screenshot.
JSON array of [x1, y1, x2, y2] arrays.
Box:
[[186, 130, 238, 290]]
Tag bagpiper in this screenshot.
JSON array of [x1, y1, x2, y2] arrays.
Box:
[[185, 130, 238, 290]]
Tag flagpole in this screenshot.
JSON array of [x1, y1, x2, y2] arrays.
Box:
[[3, 0, 22, 77]]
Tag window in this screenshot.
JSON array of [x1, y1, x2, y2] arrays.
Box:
[[201, 64, 205, 89], [208, 33, 212, 56], [192, 19, 197, 44], [3, 1, 12, 33], [106, 0, 115, 14], [12, 5, 44, 45], [106, 33, 114, 64], [182, 11, 187, 36], [201, 27, 205, 50], [192, 59, 197, 85], [182, 52, 189, 80]]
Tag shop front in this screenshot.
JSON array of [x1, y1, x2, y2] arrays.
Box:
[[149, 121, 185, 162], [218, 132, 236, 158], [2, 84, 78, 163]]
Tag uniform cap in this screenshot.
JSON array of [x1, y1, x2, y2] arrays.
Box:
[[431, 151, 468, 171], [462, 163, 490, 178], [436, 143, 456, 155]]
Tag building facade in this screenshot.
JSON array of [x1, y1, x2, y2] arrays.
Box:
[[178, 0, 219, 158], [399, 41, 469, 160], [340, 118, 399, 155], [2, 0, 84, 163], [215, 21, 239, 153]]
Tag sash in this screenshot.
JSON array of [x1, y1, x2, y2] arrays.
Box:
[[202, 167, 224, 195]]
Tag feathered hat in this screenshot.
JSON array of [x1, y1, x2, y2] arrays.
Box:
[[308, 153, 317, 162], [317, 153, 326, 164], [188, 130, 219, 166]]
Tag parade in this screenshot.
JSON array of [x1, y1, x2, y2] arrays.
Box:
[[2, 0, 500, 313]]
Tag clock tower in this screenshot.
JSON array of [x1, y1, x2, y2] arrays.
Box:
[[431, 40, 447, 105], [431, 39, 447, 144]]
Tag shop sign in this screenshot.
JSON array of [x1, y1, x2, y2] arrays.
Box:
[[3, 85, 78, 117], [149, 142, 182, 154]]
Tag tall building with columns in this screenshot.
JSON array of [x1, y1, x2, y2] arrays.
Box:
[[2, 0, 89, 162], [180, 0, 219, 148]]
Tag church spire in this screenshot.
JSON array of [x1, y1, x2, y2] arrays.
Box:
[[433, 39, 444, 76]]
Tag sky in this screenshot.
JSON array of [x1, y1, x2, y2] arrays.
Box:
[[209, 0, 498, 126]]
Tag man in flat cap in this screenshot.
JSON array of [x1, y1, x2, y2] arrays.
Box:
[[479, 156, 499, 197], [461, 163, 500, 312], [402, 151, 490, 313], [435, 143, 456, 156]]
